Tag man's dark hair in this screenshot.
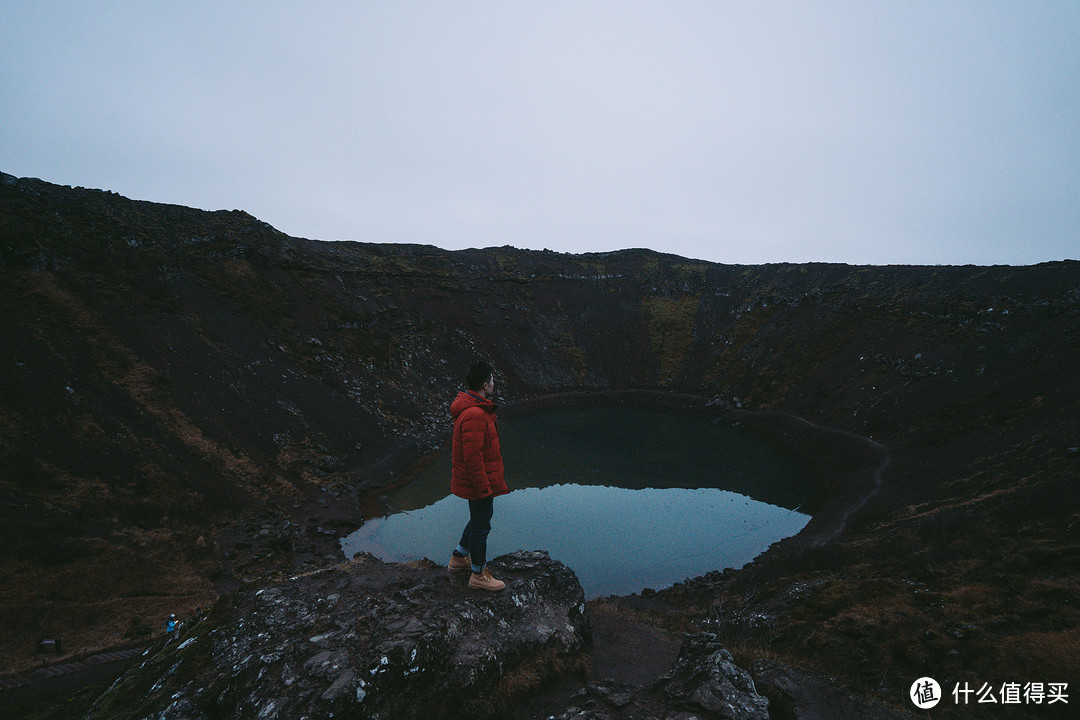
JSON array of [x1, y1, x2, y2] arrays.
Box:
[[466, 361, 493, 391]]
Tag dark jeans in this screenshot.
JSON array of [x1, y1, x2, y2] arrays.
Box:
[[458, 496, 494, 572]]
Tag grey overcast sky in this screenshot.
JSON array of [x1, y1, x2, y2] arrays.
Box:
[[2, 2, 1078, 265]]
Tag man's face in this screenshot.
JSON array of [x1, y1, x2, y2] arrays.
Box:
[[483, 375, 495, 397]]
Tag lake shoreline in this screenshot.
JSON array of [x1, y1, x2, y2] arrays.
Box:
[[354, 389, 885, 580]]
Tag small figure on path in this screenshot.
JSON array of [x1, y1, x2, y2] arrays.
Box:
[[448, 361, 509, 592]]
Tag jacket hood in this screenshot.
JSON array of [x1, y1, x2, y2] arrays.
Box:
[[450, 390, 496, 419]]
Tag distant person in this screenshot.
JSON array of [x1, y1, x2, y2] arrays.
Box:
[[166, 614, 178, 635], [447, 361, 509, 591]]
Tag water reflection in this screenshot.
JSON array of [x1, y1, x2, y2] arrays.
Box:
[[342, 483, 810, 598], [342, 405, 813, 598]]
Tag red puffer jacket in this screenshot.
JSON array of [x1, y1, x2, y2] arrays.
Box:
[[449, 390, 508, 500]]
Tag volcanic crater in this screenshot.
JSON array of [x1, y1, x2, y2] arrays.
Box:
[[1, 172, 1078, 718]]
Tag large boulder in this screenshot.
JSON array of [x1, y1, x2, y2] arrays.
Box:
[[547, 633, 771, 720], [650, 633, 770, 720], [86, 550, 589, 720]]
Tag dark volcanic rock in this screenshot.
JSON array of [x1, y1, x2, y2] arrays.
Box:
[[650, 633, 770, 720], [85, 550, 589, 720], [543, 634, 772, 720]]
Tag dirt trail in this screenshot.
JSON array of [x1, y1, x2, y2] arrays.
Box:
[[0, 647, 146, 718], [732, 408, 891, 547]]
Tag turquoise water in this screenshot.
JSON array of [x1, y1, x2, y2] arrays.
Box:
[[341, 405, 812, 598]]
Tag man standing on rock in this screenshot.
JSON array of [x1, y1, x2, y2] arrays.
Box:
[[448, 360, 508, 591]]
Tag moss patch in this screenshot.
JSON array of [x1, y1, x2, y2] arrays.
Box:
[[642, 295, 699, 385]]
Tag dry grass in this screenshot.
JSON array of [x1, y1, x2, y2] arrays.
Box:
[[0, 535, 217, 676], [588, 597, 697, 635], [464, 645, 588, 719], [1007, 628, 1080, 678]]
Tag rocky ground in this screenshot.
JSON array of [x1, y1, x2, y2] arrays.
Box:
[[2, 173, 1078, 718], [85, 550, 592, 720]]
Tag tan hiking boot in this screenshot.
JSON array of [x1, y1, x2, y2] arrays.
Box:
[[468, 569, 505, 592], [448, 553, 471, 571]]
